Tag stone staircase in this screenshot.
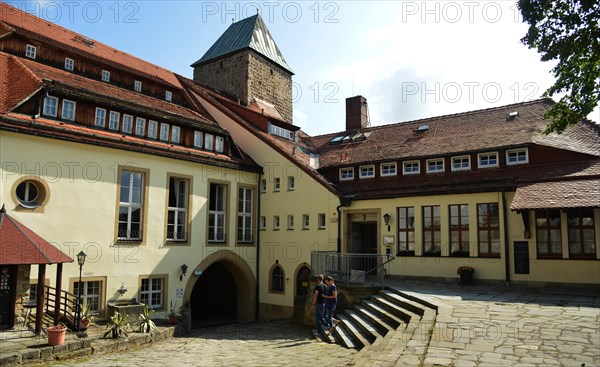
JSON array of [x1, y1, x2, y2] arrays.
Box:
[[324, 287, 438, 366]]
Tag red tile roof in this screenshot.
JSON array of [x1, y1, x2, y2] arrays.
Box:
[[0, 206, 73, 265], [0, 3, 182, 88], [0, 112, 260, 172], [309, 99, 600, 168], [0, 53, 42, 113], [13, 55, 216, 125], [511, 178, 600, 210]]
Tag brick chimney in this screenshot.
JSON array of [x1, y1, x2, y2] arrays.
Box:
[[346, 96, 368, 131]]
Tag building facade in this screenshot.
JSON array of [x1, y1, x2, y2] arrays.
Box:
[[1, 4, 598, 327]]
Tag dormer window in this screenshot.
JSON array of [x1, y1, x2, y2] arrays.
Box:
[[165, 91, 172, 102], [42, 96, 58, 117], [194, 131, 203, 148], [215, 136, 224, 153], [339, 168, 354, 181], [134, 80, 142, 92], [61, 100, 76, 121], [268, 123, 295, 141], [478, 152, 499, 168], [25, 44, 36, 59], [64, 58, 74, 71], [109, 111, 120, 130], [381, 162, 397, 176], [159, 123, 169, 141], [94, 108, 106, 127], [451, 156, 470, 171], [171, 126, 180, 144], [101, 70, 110, 82], [205, 134, 214, 150], [135, 118, 146, 136], [122, 114, 133, 133], [403, 161, 420, 175], [506, 148, 528, 165], [148, 120, 158, 139], [426, 158, 444, 173], [360, 165, 375, 179]]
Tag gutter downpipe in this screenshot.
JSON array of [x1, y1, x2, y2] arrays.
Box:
[[255, 171, 262, 320], [502, 190, 511, 286]]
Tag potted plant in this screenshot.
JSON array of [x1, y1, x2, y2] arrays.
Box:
[[457, 266, 475, 285], [103, 311, 129, 339], [138, 304, 157, 333], [168, 300, 181, 324], [79, 300, 95, 330], [47, 324, 67, 346]]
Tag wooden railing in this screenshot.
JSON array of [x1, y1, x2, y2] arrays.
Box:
[[43, 285, 77, 328]]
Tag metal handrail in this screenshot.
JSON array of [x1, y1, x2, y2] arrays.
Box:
[[340, 254, 396, 289], [43, 285, 77, 327], [311, 251, 396, 289]]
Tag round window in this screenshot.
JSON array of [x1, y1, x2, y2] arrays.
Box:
[[16, 181, 41, 208]]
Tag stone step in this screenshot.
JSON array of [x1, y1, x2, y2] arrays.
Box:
[[361, 299, 403, 330], [380, 290, 427, 316], [337, 313, 370, 350], [346, 309, 382, 344], [371, 295, 417, 324], [353, 304, 394, 337], [386, 287, 439, 312], [332, 321, 358, 349]]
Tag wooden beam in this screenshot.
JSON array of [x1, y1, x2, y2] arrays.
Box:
[[35, 264, 45, 335], [54, 263, 63, 326]]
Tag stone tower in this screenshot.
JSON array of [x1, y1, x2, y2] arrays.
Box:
[[192, 14, 294, 123]]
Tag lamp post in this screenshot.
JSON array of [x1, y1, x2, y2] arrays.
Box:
[[75, 251, 86, 332]]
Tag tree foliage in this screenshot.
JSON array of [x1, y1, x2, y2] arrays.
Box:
[[518, 0, 600, 134]]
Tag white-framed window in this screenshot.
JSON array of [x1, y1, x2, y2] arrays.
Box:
[[42, 96, 58, 117], [64, 57, 74, 71], [478, 152, 499, 168], [287, 215, 294, 230], [122, 114, 133, 133], [506, 148, 528, 165], [403, 160, 420, 174], [215, 136, 225, 152], [381, 162, 397, 176], [360, 165, 375, 179], [339, 167, 354, 181], [260, 179, 266, 193], [61, 99, 76, 121], [94, 108, 106, 127], [208, 183, 226, 242], [15, 180, 42, 209], [25, 44, 36, 59], [148, 120, 158, 139], [237, 187, 253, 243], [167, 178, 188, 241], [165, 91, 172, 102], [134, 80, 142, 92], [101, 70, 110, 82], [273, 215, 280, 230], [287, 176, 295, 191], [160, 123, 169, 141], [135, 117, 146, 136], [193, 131, 203, 148], [140, 278, 164, 310], [171, 126, 181, 144], [260, 216, 266, 230], [274, 178, 281, 192], [109, 111, 120, 130], [204, 133, 214, 150], [302, 214, 309, 229], [426, 158, 444, 173], [318, 213, 326, 229], [451, 156, 470, 171], [74, 280, 102, 313], [118, 170, 144, 240]]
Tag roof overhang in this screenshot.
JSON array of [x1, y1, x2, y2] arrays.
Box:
[[510, 178, 600, 211]]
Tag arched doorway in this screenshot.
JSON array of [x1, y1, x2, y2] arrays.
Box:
[[190, 262, 237, 327], [292, 265, 311, 323]]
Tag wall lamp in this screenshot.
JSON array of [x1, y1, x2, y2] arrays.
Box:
[[383, 213, 391, 232], [180, 264, 188, 281]]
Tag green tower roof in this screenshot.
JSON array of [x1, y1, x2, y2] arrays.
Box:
[[192, 14, 293, 74]]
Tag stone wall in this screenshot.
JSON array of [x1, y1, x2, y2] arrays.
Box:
[[193, 50, 293, 123], [15, 265, 31, 322]]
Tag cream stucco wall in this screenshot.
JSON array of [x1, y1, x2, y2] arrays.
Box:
[[199, 100, 340, 317], [0, 130, 259, 317]]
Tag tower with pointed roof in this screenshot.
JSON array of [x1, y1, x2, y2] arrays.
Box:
[[192, 14, 294, 123]]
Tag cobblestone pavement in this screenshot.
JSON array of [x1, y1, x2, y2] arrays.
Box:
[[29, 320, 356, 367], [26, 282, 600, 367]]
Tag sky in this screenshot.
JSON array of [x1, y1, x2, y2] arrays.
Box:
[[13, 0, 600, 136]]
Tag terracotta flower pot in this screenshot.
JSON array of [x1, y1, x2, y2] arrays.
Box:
[[47, 325, 67, 346]]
